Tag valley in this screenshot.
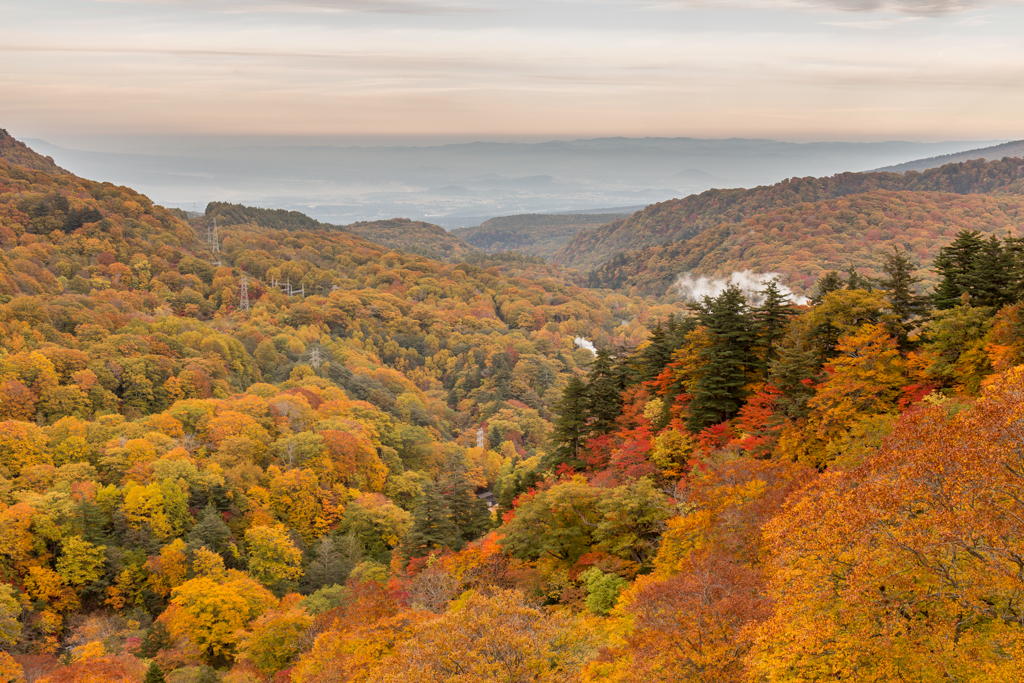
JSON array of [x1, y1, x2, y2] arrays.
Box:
[[1, 128, 1023, 682]]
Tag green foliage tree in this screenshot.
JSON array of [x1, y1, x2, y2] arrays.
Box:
[[879, 246, 924, 349], [546, 375, 589, 470], [688, 286, 759, 431], [581, 567, 628, 615], [755, 278, 797, 365], [933, 229, 986, 309], [186, 503, 236, 565], [586, 348, 625, 437], [143, 662, 167, 683], [437, 451, 491, 544], [404, 480, 461, 557]]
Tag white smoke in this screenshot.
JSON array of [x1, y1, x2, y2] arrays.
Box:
[[673, 270, 809, 306], [574, 337, 598, 356]]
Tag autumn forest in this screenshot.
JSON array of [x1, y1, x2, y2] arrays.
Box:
[[1, 128, 1023, 683]]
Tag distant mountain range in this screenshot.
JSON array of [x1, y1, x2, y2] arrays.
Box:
[[21, 135, 1000, 228], [12, 126, 1024, 302]]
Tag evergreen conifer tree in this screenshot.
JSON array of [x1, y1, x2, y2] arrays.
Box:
[[438, 452, 492, 544], [405, 480, 461, 557], [586, 348, 624, 436], [547, 375, 589, 469], [768, 321, 822, 420], [968, 235, 1013, 308], [633, 323, 673, 384], [755, 278, 797, 366], [688, 286, 759, 431], [845, 265, 873, 291], [138, 621, 171, 659], [144, 662, 167, 683], [1003, 234, 1024, 302], [933, 230, 985, 309], [303, 534, 362, 592], [812, 271, 843, 304], [186, 503, 235, 564], [879, 246, 924, 349]]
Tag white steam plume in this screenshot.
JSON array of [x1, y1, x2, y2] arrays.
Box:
[[673, 270, 809, 306], [574, 337, 597, 356]]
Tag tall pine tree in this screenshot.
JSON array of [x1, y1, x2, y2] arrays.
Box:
[[755, 278, 797, 366], [933, 230, 986, 309], [144, 662, 167, 683], [688, 286, 759, 431], [405, 480, 461, 557], [879, 246, 924, 349], [438, 451, 491, 544], [812, 271, 844, 304], [968, 235, 1014, 308], [547, 375, 589, 470], [586, 348, 625, 437]]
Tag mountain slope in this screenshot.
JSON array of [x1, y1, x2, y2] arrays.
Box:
[[0, 128, 67, 173], [584, 189, 1024, 296], [206, 201, 477, 261], [555, 156, 1024, 271], [877, 139, 1024, 174], [0, 136, 195, 297]]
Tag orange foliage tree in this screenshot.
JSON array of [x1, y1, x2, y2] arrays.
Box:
[[751, 367, 1024, 680]]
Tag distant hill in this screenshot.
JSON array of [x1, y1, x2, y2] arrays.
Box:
[[206, 201, 477, 261], [877, 140, 1024, 174], [451, 213, 632, 259], [0, 128, 67, 173], [584, 189, 1024, 297], [555, 156, 1024, 271]]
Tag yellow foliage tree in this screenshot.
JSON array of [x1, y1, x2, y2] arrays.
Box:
[[0, 421, 50, 477], [368, 589, 596, 683], [55, 536, 106, 588], [245, 524, 303, 592], [162, 570, 277, 661]]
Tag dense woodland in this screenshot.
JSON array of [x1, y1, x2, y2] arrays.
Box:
[[451, 213, 629, 259], [207, 203, 476, 262], [556, 159, 1024, 292], [1, 128, 1024, 683]]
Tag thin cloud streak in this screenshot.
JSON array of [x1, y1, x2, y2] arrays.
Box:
[[4, 0, 1024, 139], [652, 0, 1023, 15], [85, 0, 491, 14]]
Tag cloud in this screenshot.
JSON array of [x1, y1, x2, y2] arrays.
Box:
[[798, 0, 1010, 13], [86, 0, 489, 14], [673, 271, 809, 306], [651, 0, 1021, 16]]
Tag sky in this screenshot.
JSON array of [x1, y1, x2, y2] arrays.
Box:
[[3, 0, 1024, 144]]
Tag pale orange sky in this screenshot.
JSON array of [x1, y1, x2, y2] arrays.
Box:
[[3, 0, 1024, 142]]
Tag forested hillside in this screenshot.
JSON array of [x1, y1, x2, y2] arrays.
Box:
[[586, 189, 1024, 295], [2, 129, 1024, 683], [206, 202, 476, 262], [556, 156, 1024, 272], [0, 130, 66, 175], [451, 212, 631, 259]]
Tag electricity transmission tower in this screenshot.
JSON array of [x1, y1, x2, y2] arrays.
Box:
[[209, 218, 221, 267], [239, 274, 250, 312]]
